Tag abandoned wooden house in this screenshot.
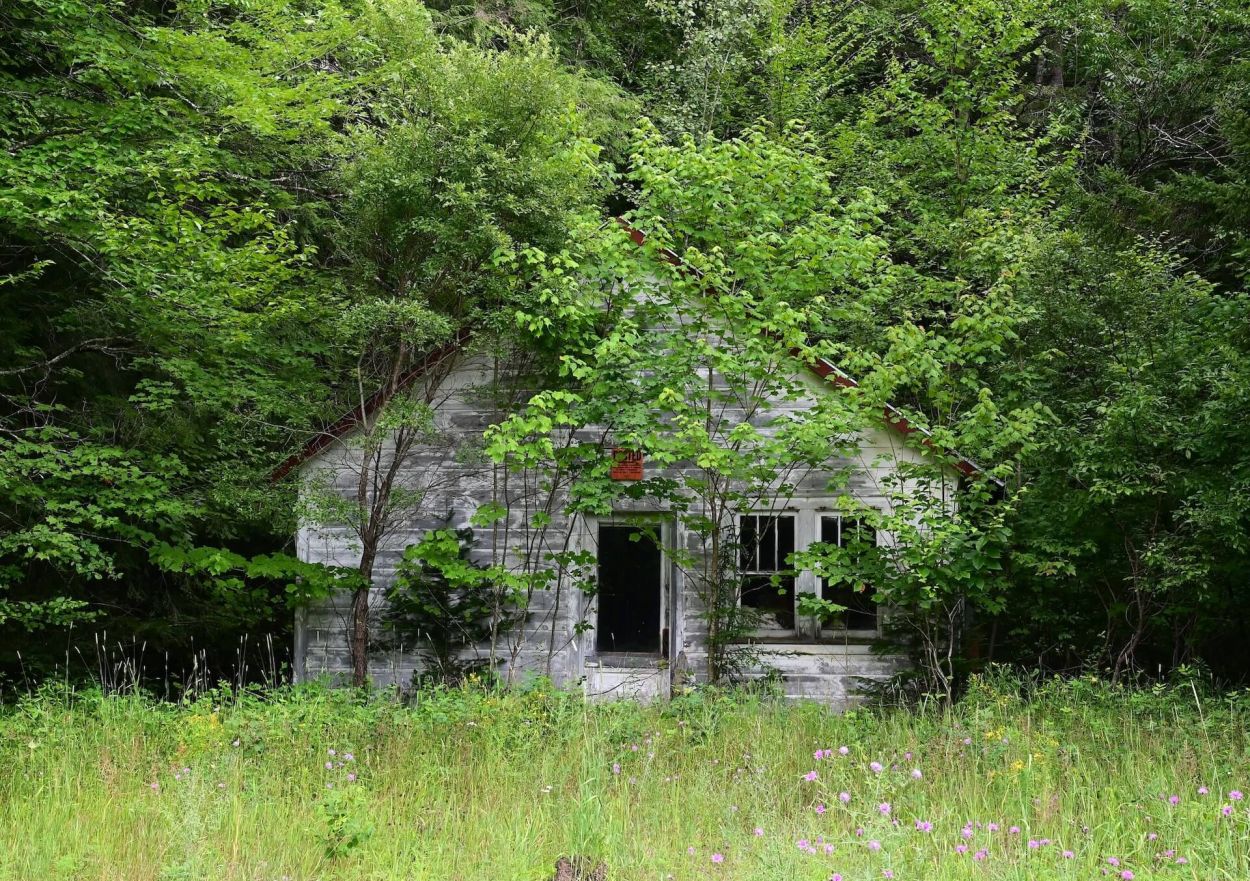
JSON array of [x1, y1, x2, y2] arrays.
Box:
[[281, 231, 986, 706]]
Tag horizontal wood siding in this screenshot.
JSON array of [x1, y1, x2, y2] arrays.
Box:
[[295, 350, 940, 706]]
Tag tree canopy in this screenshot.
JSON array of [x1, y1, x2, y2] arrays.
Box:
[[3, 0, 1249, 687]]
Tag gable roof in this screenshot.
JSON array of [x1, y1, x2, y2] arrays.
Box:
[[269, 327, 471, 483], [271, 222, 994, 483], [618, 221, 993, 481]]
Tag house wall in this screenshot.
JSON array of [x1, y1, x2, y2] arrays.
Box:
[[296, 349, 589, 688], [294, 349, 950, 705]]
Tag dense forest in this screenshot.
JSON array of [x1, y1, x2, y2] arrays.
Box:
[[2, 0, 1249, 691]]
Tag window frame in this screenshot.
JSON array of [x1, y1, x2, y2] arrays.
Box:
[[816, 513, 881, 635], [737, 512, 798, 635], [736, 505, 881, 641]]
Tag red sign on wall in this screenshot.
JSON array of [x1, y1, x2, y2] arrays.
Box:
[[609, 448, 644, 481]]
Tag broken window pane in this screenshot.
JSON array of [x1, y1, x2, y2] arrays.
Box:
[[819, 515, 878, 631], [738, 514, 795, 631]]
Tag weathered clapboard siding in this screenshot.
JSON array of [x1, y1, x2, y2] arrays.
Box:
[[295, 349, 584, 687], [293, 346, 945, 705]]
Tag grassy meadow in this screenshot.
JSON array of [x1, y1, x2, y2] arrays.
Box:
[[2, 674, 1249, 881]]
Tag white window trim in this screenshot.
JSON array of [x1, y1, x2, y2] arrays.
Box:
[[737, 502, 882, 641], [815, 512, 883, 637]]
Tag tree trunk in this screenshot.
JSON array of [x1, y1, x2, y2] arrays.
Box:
[[707, 521, 721, 685], [349, 584, 371, 687], [350, 543, 378, 687]]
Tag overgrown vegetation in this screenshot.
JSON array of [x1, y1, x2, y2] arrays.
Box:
[[3, 0, 1250, 687], [379, 528, 515, 686], [2, 674, 1249, 879]]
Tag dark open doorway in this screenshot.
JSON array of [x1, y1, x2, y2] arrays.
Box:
[[595, 525, 663, 654]]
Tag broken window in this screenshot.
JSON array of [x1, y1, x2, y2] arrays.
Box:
[[819, 515, 879, 631], [738, 514, 796, 631]]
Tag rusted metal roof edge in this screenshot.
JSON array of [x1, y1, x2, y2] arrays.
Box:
[[272, 221, 999, 486], [269, 326, 473, 483], [619, 218, 998, 484]]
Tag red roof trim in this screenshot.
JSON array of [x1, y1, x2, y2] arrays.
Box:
[[619, 219, 989, 479], [269, 326, 473, 482], [811, 353, 986, 480], [272, 222, 992, 483]]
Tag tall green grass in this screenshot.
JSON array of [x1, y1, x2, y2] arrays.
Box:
[[2, 674, 1248, 880]]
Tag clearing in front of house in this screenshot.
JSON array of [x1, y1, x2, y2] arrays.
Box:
[[1, 674, 1246, 880]]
